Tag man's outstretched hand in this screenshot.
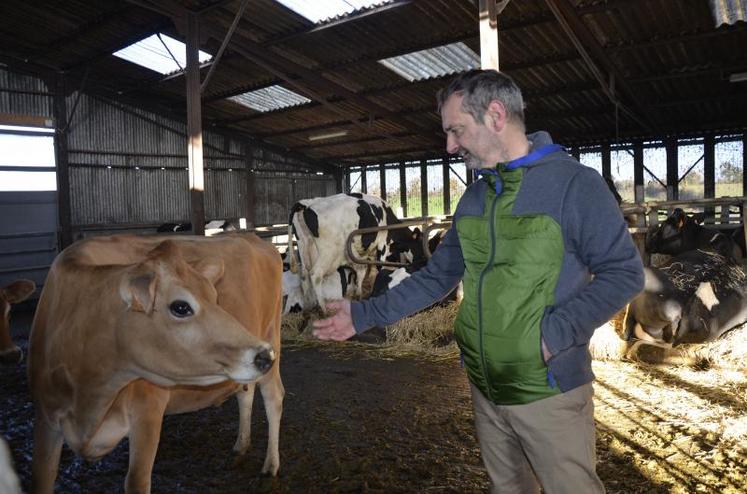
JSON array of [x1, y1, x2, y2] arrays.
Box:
[[312, 299, 356, 341]]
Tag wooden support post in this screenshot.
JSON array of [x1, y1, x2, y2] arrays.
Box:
[[478, 0, 501, 70], [53, 74, 73, 249], [243, 142, 255, 229], [186, 11, 206, 236], [666, 136, 678, 200], [420, 160, 428, 217], [400, 162, 407, 217], [443, 157, 451, 215], [743, 133, 747, 199], [466, 167, 474, 186], [345, 169, 351, 193], [634, 141, 644, 204], [704, 134, 715, 222], [380, 164, 387, 201], [361, 165, 368, 194], [601, 142, 611, 179]]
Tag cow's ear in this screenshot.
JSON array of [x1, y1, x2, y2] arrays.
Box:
[[2, 279, 35, 304], [121, 272, 157, 314], [193, 258, 225, 285]]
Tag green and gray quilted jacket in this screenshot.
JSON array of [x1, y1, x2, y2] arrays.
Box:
[[351, 131, 644, 405]]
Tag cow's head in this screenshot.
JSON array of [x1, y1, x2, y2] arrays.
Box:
[[646, 208, 690, 255], [623, 267, 682, 344], [118, 241, 274, 386], [384, 227, 426, 265], [0, 279, 35, 364]]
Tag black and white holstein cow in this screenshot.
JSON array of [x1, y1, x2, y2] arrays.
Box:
[[371, 228, 460, 305], [623, 250, 747, 354], [287, 193, 412, 310], [646, 208, 741, 261], [282, 266, 356, 314]]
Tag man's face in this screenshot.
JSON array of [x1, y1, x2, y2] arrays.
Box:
[[441, 93, 493, 169]]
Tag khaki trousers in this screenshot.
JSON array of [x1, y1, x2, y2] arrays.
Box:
[[471, 382, 605, 494]]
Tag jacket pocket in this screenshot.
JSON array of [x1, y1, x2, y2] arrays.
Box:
[[539, 305, 553, 365]]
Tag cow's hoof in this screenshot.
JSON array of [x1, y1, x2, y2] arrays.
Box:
[[261, 458, 280, 477], [0, 347, 23, 365], [231, 454, 250, 469]]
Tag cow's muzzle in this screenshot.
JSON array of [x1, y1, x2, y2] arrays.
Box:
[[254, 347, 275, 373]]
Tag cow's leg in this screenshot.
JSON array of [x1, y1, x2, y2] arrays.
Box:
[[125, 383, 169, 494], [354, 265, 368, 299], [31, 412, 64, 494], [259, 370, 284, 476], [311, 272, 327, 311], [232, 383, 256, 454], [622, 304, 637, 341]]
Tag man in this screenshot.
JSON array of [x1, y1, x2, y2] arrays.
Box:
[[313, 69, 644, 493]]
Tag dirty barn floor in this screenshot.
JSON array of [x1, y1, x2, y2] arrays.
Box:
[[2, 311, 746, 493]]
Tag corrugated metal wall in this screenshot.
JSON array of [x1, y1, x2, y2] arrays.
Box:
[[0, 67, 336, 233], [0, 69, 53, 120]]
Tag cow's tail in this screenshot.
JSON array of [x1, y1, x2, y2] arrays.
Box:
[[287, 202, 305, 274]]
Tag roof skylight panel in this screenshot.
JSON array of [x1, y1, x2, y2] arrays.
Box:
[[113, 33, 212, 75], [275, 0, 390, 24], [228, 85, 312, 112], [378, 42, 480, 82]]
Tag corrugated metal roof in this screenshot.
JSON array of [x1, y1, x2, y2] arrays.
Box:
[[275, 0, 392, 24], [228, 85, 312, 112], [709, 0, 747, 26], [377, 42, 480, 82]]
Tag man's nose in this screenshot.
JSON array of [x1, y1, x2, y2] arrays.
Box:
[[446, 134, 459, 154]]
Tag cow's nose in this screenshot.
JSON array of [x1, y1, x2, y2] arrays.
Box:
[[254, 348, 274, 373]]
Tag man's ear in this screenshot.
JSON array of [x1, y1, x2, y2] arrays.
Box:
[[121, 271, 157, 314], [485, 100, 507, 132]]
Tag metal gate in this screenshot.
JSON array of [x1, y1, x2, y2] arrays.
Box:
[[0, 191, 58, 302]]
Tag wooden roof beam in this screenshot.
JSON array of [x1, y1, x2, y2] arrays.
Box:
[[290, 131, 415, 150]]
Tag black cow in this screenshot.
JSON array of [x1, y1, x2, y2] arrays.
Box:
[[646, 208, 740, 261], [623, 250, 747, 351]]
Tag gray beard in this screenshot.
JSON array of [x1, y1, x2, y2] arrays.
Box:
[[463, 153, 482, 170]]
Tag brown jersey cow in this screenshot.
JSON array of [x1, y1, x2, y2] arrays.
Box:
[[29, 234, 283, 493], [1, 279, 35, 364]]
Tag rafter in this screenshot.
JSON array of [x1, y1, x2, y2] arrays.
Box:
[[544, 0, 656, 133]]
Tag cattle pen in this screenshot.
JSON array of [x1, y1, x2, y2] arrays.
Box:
[[1, 0, 747, 493]]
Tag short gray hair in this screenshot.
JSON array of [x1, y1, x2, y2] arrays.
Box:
[[436, 69, 525, 129]]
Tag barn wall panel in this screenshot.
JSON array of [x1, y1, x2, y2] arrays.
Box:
[[0, 68, 54, 120]]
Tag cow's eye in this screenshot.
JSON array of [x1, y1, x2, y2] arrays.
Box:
[[169, 300, 194, 318]]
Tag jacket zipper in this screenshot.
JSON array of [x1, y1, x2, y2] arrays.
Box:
[[477, 193, 499, 403]]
